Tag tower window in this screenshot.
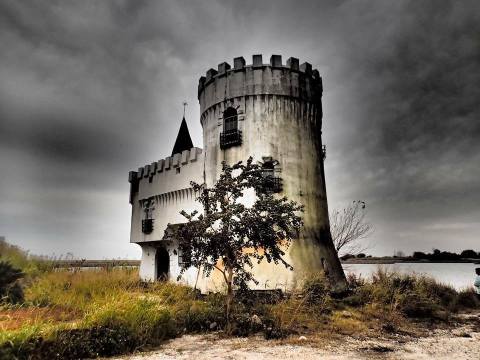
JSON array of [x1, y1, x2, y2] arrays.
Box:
[[141, 198, 155, 234], [261, 158, 282, 193], [223, 107, 238, 132], [220, 107, 242, 149]]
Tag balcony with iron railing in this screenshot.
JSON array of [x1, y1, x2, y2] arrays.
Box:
[[142, 219, 154, 234], [262, 174, 283, 193], [220, 129, 242, 149]]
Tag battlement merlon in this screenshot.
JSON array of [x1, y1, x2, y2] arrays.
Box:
[[198, 54, 323, 113], [128, 147, 203, 204]]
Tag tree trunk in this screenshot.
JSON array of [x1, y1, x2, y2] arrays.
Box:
[[225, 267, 234, 329], [226, 270, 233, 316]]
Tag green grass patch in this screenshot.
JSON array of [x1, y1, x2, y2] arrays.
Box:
[[0, 266, 478, 359]]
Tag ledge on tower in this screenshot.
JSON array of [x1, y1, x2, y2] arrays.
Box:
[[206, 68, 218, 82], [287, 57, 299, 70], [300, 62, 312, 75], [252, 54, 263, 68], [270, 55, 282, 67], [218, 62, 231, 74], [234, 56, 245, 70]]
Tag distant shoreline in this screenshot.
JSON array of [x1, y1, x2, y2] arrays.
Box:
[[51, 259, 141, 268], [342, 257, 480, 265], [48, 258, 479, 268]]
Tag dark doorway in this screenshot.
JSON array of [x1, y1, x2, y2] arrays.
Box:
[[155, 247, 169, 281]]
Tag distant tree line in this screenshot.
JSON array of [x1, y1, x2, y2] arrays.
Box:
[[339, 249, 480, 262], [412, 249, 480, 261], [340, 253, 370, 261]]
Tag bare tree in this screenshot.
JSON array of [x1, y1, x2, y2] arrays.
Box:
[[329, 200, 373, 255]]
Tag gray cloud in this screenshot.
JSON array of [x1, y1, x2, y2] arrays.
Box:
[[0, 0, 479, 257]]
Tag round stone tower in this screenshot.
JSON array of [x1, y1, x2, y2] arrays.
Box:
[[197, 54, 346, 290]]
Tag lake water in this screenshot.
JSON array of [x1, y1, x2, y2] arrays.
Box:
[[342, 262, 479, 290]]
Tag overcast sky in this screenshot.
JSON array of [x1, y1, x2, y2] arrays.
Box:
[[1, 0, 479, 259]]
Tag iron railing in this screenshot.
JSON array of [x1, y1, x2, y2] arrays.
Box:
[[142, 219, 154, 234], [220, 129, 242, 149], [262, 175, 283, 193]]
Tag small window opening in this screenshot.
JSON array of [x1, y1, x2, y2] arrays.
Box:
[[141, 198, 155, 234], [220, 107, 242, 149], [261, 158, 282, 193], [223, 107, 238, 132]]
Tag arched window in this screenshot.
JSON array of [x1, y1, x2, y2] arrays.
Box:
[[223, 107, 238, 132], [220, 107, 242, 149], [261, 158, 282, 193]]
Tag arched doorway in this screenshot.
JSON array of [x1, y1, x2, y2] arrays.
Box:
[[155, 246, 169, 281]]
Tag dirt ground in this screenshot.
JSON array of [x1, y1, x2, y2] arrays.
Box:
[[111, 314, 480, 360], [0, 306, 79, 331]]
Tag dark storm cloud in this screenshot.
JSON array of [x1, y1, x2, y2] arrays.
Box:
[[0, 0, 479, 257], [317, 0, 480, 253], [329, 1, 480, 204]]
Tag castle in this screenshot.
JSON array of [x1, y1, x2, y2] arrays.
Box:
[[128, 54, 345, 291]]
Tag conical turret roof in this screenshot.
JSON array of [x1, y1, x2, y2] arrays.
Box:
[[172, 117, 194, 156]]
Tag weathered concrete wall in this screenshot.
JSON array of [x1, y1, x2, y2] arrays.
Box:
[[129, 147, 204, 244], [129, 147, 205, 284], [198, 54, 322, 112], [138, 242, 199, 285], [198, 55, 345, 289], [139, 244, 156, 281]]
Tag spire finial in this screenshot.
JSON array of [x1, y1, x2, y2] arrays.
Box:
[[182, 101, 188, 118]]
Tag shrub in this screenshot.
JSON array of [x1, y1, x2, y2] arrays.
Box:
[[0, 261, 24, 304], [412, 251, 428, 260], [0, 326, 137, 360], [0, 239, 53, 276], [302, 274, 329, 305], [460, 250, 478, 259], [455, 288, 480, 309], [352, 269, 463, 318]]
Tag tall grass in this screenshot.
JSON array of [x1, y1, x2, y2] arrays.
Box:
[[1, 266, 478, 359], [350, 268, 480, 317], [25, 268, 140, 310], [1, 268, 225, 359]]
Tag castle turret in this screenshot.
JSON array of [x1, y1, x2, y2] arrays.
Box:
[[198, 55, 346, 289], [171, 117, 194, 156]]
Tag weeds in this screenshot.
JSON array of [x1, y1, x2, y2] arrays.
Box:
[[0, 267, 478, 359], [347, 268, 474, 319]]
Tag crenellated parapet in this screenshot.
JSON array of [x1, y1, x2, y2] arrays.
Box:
[[198, 54, 323, 114], [128, 147, 203, 204]]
